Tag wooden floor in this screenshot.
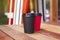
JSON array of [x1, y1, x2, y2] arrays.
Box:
[[0, 23, 60, 40]]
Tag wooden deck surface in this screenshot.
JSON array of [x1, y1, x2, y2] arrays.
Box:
[[0, 23, 60, 40], [0, 31, 13, 40]]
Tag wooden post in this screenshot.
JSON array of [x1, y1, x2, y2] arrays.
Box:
[[50, 0, 58, 22], [8, 0, 10, 12]]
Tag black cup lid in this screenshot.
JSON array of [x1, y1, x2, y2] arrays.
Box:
[[35, 13, 42, 16], [22, 13, 35, 17]]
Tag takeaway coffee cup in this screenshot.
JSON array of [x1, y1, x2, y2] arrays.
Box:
[[34, 13, 42, 31], [23, 13, 35, 34]]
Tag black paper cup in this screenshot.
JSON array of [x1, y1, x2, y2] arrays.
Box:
[[23, 13, 35, 34]]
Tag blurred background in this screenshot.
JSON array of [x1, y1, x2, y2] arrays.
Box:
[[0, 0, 60, 25], [0, 0, 8, 25], [58, 0, 60, 22]]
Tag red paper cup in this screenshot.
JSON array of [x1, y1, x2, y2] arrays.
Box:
[[34, 13, 42, 31]]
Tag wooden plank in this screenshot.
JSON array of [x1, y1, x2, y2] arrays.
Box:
[[50, 0, 58, 22], [8, 24, 60, 40], [0, 31, 13, 40], [0, 26, 35, 40], [0, 24, 60, 40], [41, 23, 60, 34]]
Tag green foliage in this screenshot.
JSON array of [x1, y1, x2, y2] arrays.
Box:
[[0, 0, 8, 25], [0, 16, 7, 25], [0, 0, 8, 13]]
